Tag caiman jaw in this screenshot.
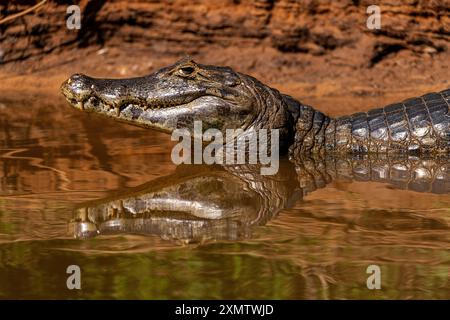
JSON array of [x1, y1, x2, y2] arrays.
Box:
[[60, 73, 206, 133], [61, 74, 198, 114]]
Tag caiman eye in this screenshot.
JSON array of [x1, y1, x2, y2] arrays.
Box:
[[179, 66, 196, 76]]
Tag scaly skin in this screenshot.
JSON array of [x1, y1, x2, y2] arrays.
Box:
[[61, 58, 450, 155], [289, 89, 450, 156]]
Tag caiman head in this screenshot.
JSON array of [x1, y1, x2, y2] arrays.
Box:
[[61, 58, 294, 148]]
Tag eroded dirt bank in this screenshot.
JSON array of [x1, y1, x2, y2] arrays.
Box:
[[0, 0, 449, 115]]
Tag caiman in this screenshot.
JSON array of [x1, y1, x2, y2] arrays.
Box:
[[61, 58, 450, 156]]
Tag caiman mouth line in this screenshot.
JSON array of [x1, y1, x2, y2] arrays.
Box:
[[68, 93, 209, 117]]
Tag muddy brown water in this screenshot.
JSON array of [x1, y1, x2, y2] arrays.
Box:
[[0, 97, 449, 299]]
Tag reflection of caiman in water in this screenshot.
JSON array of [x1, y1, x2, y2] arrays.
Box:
[[70, 155, 449, 242]]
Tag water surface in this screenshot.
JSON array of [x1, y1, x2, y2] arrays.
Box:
[[0, 98, 449, 299]]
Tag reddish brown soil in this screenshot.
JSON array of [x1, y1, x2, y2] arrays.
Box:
[[0, 0, 449, 115]]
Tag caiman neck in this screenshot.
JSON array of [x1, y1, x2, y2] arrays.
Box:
[[281, 94, 334, 157], [241, 77, 296, 152]]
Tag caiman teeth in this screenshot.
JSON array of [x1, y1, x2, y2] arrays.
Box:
[[77, 101, 85, 110], [116, 103, 130, 116]]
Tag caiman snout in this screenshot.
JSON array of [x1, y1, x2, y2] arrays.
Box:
[[61, 73, 94, 110], [61, 73, 142, 114]]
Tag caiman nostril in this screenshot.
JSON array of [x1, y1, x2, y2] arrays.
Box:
[[61, 73, 93, 100]]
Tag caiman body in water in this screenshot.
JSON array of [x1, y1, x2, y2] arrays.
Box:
[[61, 58, 450, 155]]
